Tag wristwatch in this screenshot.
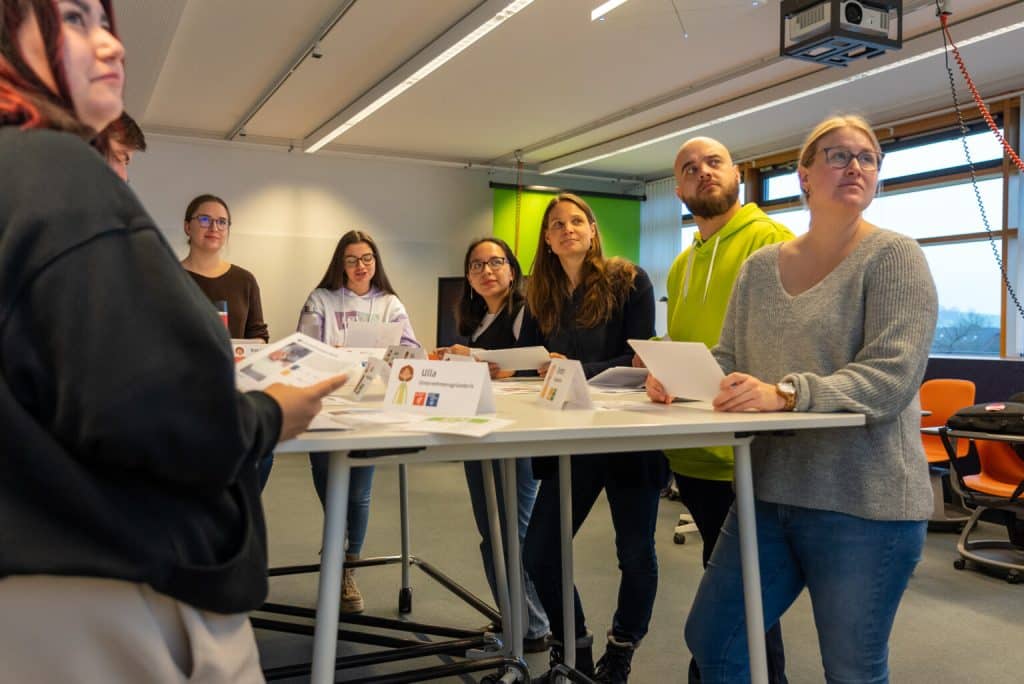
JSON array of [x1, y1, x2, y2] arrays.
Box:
[[775, 381, 797, 412]]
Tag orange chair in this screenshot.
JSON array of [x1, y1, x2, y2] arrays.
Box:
[[920, 379, 976, 528], [940, 431, 1024, 584]]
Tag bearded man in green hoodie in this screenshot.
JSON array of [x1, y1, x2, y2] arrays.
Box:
[[648, 136, 793, 684]]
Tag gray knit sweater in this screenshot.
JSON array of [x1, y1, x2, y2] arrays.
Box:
[[713, 229, 938, 521]]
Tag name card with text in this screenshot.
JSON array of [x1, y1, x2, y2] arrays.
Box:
[[537, 358, 593, 410], [384, 360, 494, 416]]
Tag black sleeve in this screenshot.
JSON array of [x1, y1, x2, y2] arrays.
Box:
[[244, 275, 270, 342], [516, 306, 544, 348], [3, 182, 281, 493], [581, 268, 655, 378]]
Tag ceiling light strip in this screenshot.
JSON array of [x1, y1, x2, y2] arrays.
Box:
[[591, 0, 632, 22], [539, 6, 1024, 174], [304, 0, 534, 153]]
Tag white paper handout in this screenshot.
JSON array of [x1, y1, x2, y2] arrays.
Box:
[[628, 339, 724, 402], [235, 332, 356, 391], [537, 358, 593, 410], [474, 346, 550, 371], [399, 416, 514, 438], [383, 345, 427, 364], [588, 366, 648, 389], [383, 359, 495, 416], [344, 321, 404, 348]]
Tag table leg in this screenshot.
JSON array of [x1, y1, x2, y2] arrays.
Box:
[[733, 441, 768, 684], [558, 454, 575, 678], [502, 458, 525, 661], [482, 461, 514, 650], [400, 463, 411, 597], [311, 450, 352, 684]]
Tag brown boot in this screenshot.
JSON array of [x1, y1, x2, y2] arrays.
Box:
[[341, 554, 364, 614]]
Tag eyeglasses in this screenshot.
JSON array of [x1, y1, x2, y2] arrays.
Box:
[[468, 257, 508, 274], [821, 147, 883, 171], [190, 214, 230, 231], [343, 254, 375, 268]]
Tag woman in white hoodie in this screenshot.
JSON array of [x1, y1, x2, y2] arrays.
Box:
[[300, 230, 420, 613]]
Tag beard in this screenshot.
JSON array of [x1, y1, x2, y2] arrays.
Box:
[[683, 178, 740, 219]]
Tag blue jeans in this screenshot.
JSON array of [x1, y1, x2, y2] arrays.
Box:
[[685, 501, 926, 684], [464, 459, 550, 640], [524, 454, 661, 645], [309, 452, 375, 556]]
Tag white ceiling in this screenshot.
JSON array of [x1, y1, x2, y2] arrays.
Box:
[[116, 0, 1024, 183]]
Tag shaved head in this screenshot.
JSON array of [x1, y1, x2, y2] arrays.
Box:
[[673, 136, 741, 220]]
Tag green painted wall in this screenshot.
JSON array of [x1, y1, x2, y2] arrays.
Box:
[[492, 188, 641, 274]]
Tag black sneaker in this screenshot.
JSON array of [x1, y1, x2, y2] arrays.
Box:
[[531, 641, 594, 683], [593, 637, 635, 683]]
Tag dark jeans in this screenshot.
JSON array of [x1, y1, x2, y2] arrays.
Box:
[[674, 474, 788, 684], [523, 454, 661, 645], [310, 452, 375, 556]]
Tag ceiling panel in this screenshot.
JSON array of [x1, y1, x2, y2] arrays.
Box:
[[244, 0, 480, 140], [139, 0, 342, 132]]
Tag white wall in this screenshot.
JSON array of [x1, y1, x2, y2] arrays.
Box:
[[128, 137, 494, 347]]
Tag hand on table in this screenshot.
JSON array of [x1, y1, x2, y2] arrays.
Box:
[[712, 372, 784, 412]]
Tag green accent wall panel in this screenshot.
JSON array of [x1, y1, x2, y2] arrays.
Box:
[[492, 188, 640, 274]]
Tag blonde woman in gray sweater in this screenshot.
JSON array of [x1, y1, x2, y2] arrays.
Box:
[[656, 115, 938, 683]]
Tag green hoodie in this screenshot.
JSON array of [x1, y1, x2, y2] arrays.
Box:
[[663, 203, 794, 480]]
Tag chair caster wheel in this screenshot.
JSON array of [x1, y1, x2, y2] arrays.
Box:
[[673, 531, 687, 544], [1007, 572, 1021, 585], [953, 558, 966, 570], [399, 587, 412, 613]]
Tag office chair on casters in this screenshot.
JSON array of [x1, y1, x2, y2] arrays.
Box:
[[920, 379, 976, 530], [939, 428, 1024, 584]]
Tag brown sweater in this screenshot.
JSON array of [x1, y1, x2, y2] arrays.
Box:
[[186, 264, 269, 341]]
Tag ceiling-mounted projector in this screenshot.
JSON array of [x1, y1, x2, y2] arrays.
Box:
[[781, 0, 902, 67]]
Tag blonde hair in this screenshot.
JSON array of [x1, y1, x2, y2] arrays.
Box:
[[798, 114, 882, 170]]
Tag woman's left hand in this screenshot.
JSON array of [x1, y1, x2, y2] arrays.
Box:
[[712, 372, 785, 412], [537, 352, 567, 378]]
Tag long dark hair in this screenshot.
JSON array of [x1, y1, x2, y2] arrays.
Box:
[[317, 230, 398, 296], [456, 237, 525, 337], [526, 193, 637, 336], [0, 0, 114, 136]]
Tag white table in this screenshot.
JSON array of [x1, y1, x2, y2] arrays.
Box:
[[276, 389, 863, 684]]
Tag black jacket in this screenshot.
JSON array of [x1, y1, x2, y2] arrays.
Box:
[[519, 266, 667, 487], [0, 129, 281, 613]]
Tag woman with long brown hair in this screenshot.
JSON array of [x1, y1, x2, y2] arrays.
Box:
[[0, 2, 340, 680], [519, 194, 667, 683]]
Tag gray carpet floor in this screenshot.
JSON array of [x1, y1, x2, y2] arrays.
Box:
[[256, 456, 1024, 683]]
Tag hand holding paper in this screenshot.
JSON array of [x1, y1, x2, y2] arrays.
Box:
[[629, 339, 724, 402], [266, 374, 349, 441]]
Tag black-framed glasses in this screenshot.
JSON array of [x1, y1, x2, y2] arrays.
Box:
[[468, 257, 508, 274], [190, 214, 230, 231], [343, 254, 375, 268], [821, 147, 883, 171]]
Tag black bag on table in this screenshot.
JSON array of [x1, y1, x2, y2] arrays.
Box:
[[946, 401, 1024, 435]]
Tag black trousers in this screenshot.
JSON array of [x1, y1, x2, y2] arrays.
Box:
[[675, 473, 788, 684]]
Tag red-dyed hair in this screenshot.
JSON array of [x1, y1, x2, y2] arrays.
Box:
[[0, 0, 117, 135]]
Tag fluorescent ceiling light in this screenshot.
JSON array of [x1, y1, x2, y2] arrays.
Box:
[[539, 16, 1024, 174], [305, 0, 534, 153], [592, 0, 632, 22]]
